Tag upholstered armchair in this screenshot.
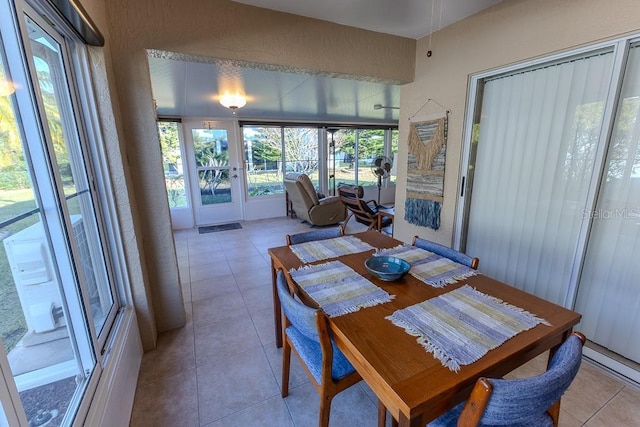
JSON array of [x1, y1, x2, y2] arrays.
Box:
[[284, 173, 346, 226]]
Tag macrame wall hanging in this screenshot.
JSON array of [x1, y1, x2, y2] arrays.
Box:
[[404, 107, 448, 230]]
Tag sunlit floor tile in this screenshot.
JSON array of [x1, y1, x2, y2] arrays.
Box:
[[203, 395, 293, 427], [585, 386, 640, 426], [196, 347, 280, 425], [130, 369, 199, 427]]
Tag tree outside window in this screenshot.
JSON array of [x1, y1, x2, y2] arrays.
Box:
[[157, 121, 187, 208]]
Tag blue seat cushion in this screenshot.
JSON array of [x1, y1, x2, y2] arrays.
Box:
[[286, 325, 356, 383]]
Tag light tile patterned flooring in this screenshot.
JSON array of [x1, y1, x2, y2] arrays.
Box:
[[130, 217, 640, 426]]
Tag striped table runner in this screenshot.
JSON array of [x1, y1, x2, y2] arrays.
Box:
[[376, 245, 476, 287], [290, 235, 375, 264], [290, 260, 394, 317], [387, 285, 550, 371]]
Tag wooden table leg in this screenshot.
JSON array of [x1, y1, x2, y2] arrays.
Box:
[[398, 412, 422, 427], [271, 258, 283, 348]]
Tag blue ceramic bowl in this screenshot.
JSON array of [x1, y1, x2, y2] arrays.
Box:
[[365, 256, 411, 281]]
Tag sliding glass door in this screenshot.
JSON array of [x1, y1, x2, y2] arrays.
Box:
[[459, 37, 640, 374], [574, 42, 640, 364], [463, 48, 614, 304]]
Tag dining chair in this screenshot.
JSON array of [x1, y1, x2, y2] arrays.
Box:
[[285, 227, 344, 245], [412, 236, 479, 270], [379, 332, 585, 427], [276, 271, 362, 427], [432, 331, 586, 427]]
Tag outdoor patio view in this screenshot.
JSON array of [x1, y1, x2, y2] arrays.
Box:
[[242, 125, 398, 197], [158, 122, 399, 207]]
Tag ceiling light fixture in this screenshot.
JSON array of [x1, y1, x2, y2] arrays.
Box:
[[219, 92, 247, 114], [373, 104, 399, 110]]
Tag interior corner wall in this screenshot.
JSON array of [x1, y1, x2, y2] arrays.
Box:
[[97, 0, 416, 346], [76, 0, 158, 350], [393, 0, 640, 246]]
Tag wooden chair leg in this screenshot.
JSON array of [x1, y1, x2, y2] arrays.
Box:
[[377, 400, 387, 427], [318, 390, 333, 427], [281, 339, 291, 398], [547, 399, 561, 427]]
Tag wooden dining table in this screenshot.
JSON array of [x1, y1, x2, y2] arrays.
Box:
[[268, 231, 582, 427]]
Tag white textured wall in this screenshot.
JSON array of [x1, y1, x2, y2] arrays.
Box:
[[394, 0, 640, 246], [91, 0, 416, 349]]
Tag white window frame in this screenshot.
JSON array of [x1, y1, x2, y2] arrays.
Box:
[[0, 0, 130, 424]]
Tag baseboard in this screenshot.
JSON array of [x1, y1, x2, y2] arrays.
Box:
[[81, 308, 143, 426], [583, 347, 640, 391]]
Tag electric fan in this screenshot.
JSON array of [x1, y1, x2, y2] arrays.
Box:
[[371, 156, 392, 205]]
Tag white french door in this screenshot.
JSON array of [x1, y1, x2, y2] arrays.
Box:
[[457, 37, 640, 377], [183, 120, 244, 226]]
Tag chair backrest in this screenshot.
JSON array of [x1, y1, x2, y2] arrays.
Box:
[[284, 173, 319, 211], [276, 271, 320, 342], [286, 227, 344, 245], [337, 184, 378, 227], [469, 333, 585, 426], [412, 236, 479, 269]]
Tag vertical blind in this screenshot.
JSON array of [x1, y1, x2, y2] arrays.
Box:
[[574, 44, 640, 363], [465, 50, 614, 305]]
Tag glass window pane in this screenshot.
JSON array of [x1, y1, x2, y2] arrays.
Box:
[[1, 37, 84, 426], [283, 127, 318, 187], [574, 43, 640, 364], [27, 16, 114, 336], [390, 129, 398, 184], [334, 129, 356, 186], [192, 128, 231, 205], [192, 128, 228, 168], [198, 169, 231, 204], [334, 128, 392, 187], [465, 49, 613, 304], [243, 126, 284, 197], [358, 129, 386, 187], [0, 69, 32, 356], [157, 121, 187, 208], [0, 402, 9, 427]]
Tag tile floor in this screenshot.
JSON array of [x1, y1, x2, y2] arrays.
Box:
[[129, 217, 640, 426]]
